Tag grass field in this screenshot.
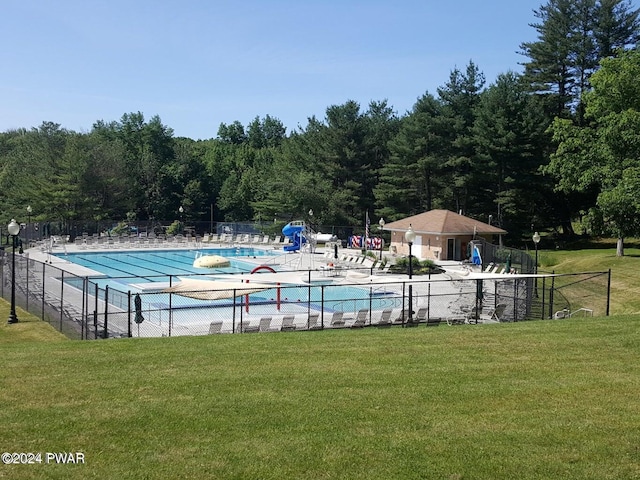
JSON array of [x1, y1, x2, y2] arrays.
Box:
[[538, 243, 640, 314], [1, 244, 639, 479], [1, 308, 639, 479]]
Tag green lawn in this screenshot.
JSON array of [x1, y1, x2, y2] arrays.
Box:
[[538, 244, 640, 314], [1, 308, 639, 479]]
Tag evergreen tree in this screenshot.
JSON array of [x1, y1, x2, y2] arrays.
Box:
[[437, 61, 485, 215], [378, 93, 446, 220], [473, 72, 551, 237], [521, 0, 640, 119]]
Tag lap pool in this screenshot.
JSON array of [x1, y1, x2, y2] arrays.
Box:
[[51, 247, 402, 336]]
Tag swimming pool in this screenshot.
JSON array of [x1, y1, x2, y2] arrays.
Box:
[[52, 247, 402, 336], [56, 247, 274, 284]]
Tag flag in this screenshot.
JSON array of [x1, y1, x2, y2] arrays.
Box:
[[365, 211, 370, 239], [363, 211, 370, 252]]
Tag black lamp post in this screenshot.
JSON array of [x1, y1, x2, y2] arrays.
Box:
[[405, 224, 416, 324], [26, 205, 32, 246], [178, 205, 184, 233], [533, 231, 540, 297], [7, 219, 20, 324], [378, 217, 385, 260]]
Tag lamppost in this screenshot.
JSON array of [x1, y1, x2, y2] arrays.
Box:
[[378, 218, 385, 260], [178, 206, 184, 233], [26, 205, 32, 246], [7, 219, 20, 324], [533, 231, 541, 297], [405, 224, 416, 325]]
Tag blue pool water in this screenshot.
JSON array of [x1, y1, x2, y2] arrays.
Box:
[[54, 247, 399, 314], [56, 247, 272, 281]]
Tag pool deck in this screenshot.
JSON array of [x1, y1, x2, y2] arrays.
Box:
[[21, 237, 491, 336], [25, 238, 413, 281]]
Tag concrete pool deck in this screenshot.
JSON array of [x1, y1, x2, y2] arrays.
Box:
[[21, 237, 501, 337]]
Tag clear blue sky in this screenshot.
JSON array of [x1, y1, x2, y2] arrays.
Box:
[[2, 1, 546, 140]]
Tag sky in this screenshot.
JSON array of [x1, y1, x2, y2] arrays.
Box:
[[2, 0, 548, 140]]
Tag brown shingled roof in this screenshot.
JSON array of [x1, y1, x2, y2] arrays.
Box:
[[384, 210, 507, 235]]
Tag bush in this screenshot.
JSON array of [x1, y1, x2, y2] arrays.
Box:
[[110, 222, 130, 236], [166, 220, 183, 236], [394, 257, 442, 275]]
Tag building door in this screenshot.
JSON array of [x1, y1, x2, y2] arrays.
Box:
[[411, 235, 422, 259], [446, 238, 461, 260]]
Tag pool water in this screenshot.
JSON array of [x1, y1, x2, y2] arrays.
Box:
[[54, 247, 399, 321], [56, 247, 272, 282]]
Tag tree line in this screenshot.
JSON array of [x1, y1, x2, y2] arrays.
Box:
[[1, 0, 639, 252]]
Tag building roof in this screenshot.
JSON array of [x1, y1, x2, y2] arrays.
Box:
[[384, 210, 507, 235]]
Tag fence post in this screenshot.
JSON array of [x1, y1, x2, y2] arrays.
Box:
[[541, 276, 546, 320], [548, 271, 555, 319], [369, 286, 373, 326], [103, 285, 109, 339], [94, 283, 99, 339], [606, 269, 611, 316], [26, 254, 30, 311], [81, 277, 87, 340], [401, 282, 406, 326], [0, 253, 3, 298], [60, 270, 65, 331], [41, 264, 46, 321], [232, 293, 237, 333], [168, 275, 173, 337], [239, 292, 244, 333], [320, 285, 325, 329], [307, 274, 312, 323], [127, 291, 132, 338]]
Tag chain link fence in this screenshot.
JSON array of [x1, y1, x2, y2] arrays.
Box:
[[1, 248, 611, 339]]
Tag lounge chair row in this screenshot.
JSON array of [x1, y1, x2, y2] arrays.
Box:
[[74, 234, 203, 249], [447, 303, 508, 325], [321, 251, 391, 274], [203, 234, 291, 246], [483, 263, 519, 275], [71, 233, 293, 250], [208, 307, 445, 334]]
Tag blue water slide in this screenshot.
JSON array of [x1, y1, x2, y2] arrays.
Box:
[[282, 221, 305, 252]]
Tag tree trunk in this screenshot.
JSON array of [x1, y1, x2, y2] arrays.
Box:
[[616, 237, 624, 257]]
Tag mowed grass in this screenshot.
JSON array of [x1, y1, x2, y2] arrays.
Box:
[[538, 242, 640, 314], [1, 306, 639, 479]]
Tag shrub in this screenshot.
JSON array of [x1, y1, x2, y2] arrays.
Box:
[[166, 220, 183, 236]]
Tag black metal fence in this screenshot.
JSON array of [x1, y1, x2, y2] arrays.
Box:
[[1, 249, 611, 339]]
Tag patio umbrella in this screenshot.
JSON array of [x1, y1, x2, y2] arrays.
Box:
[[162, 278, 273, 300], [134, 293, 144, 324], [505, 253, 512, 274], [476, 279, 484, 302], [471, 245, 482, 266]]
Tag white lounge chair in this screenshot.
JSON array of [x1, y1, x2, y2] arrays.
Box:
[[480, 303, 507, 323], [330, 311, 345, 328], [281, 315, 296, 331], [308, 313, 322, 330], [350, 309, 369, 328], [240, 320, 259, 333], [376, 308, 393, 327], [259, 316, 278, 332], [208, 321, 223, 334]]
